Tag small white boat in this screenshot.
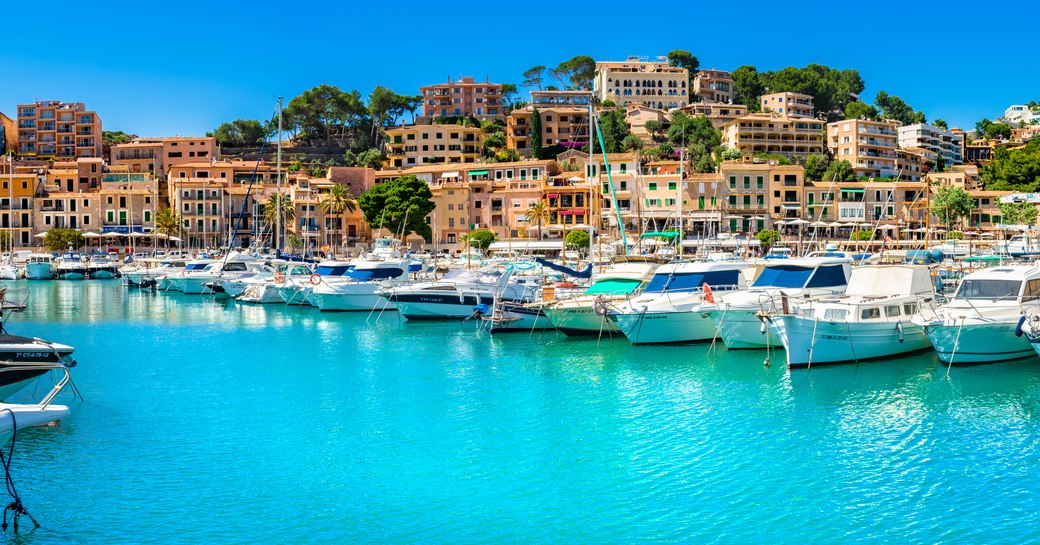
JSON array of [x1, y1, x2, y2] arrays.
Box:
[[542, 257, 661, 336], [608, 261, 749, 344], [87, 254, 120, 279], [54, 252, 87, 280], [237, 263, 314, 304], [382, 266, 539, 320], [767, 265, 937, 367], [914, 265, 1040, 363], [24, 254, 55, 280], [0, 262, 18, 280], [704, 258, 852, 349]]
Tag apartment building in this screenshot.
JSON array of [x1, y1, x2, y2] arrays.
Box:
[[420, 76, 503, 119], [506, 108, 589, 157], [718, 162, 775, 232], [17, 101, 102, 159], [897, 123, 964, 166], [542, 171, 593, 236], [0, 168, 40, 247], [928, 165, 982, 191], [896, 148, 927, 182], [45, 158, 104, 192], [692, 69, 733, 104], [721, 113, 826, 160], [826, 119, 901, 178], [0, 113, 14, 155], [766, 165, 807, 221], [594, 57, 689, 109], [674, 102, 748, 129], [167, 160, 280, 248], [35, 192, 100, 233], [97, 168, 159, 235], [1002, 104, 1040, 125], [800, 180, 930, 231], [626, 104, 668, 143], [111, 137, 220, 176], [760, 92, 814, 118], [384, 124, 482, 167]]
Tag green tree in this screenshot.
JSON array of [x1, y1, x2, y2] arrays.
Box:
[[756, 229, 781, 252], [208, 119, 267, 147], [286, 234, 303, 253], [283, 84, 367, 146], [524, 201, 551, 239], [44, 228, 84, 251], [463, 228, 496, 251], [931, 185, 975, 229], [551, 56, 596, 90], [718, 146, 742, 161], [531, 108, 543, 159], [357, 175, 436, 240], [997, 201, 1039, 226], [988, 123, 1012, 140], [933, 118, 949, 130], [263, 193, 297, 233], [644, 120, 664, 141], [622, 134, 644, 151], [319, 184, 358, 254], [565, 229, 591, 249], [522, 66, 547, 89], [850, 230, 874, 241], [667, 50, 699, 87], [367, 86, 418, 147], [845, 101, 879, 120], [732, 65, 766, 111], [982, 140, 1040, 191], [500, 83, 519, 110], [668, 112, 721, 173], [822, 159, 855, 181], [874, 91, 926, 125], [153, 208, 181, 238], [483, 131, 507, 156], [594, 108, 630, 154], [804, 154, 832, 180], [345, 148, 385, 169]]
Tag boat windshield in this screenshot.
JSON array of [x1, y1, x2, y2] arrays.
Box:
[[314, 265, 353, 276], [186, 263, 210, 271], [753, 264, 846, 289], [645, 270, 740, 294], [955, 279, 1022, 300]]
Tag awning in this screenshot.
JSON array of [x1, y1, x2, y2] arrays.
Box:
[[840, 188, 865, 193], [441, 171, 459, 178], [557, 209, 585, 216], [468, 170, 489, 176], [781, 204, 800, 210], [640, 231, 679, 239], [546, 193, 560, 198]]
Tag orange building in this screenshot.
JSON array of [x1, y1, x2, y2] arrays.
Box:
[[17, 101, 102, 159]]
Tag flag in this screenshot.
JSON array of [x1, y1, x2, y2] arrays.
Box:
[[321, 244, 330, 252]]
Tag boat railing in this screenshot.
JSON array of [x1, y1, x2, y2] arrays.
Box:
[[0, 363, 74, 409]]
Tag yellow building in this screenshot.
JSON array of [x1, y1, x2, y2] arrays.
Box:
[[17, 101, 102, 159], [760, 92, 814, 118], [721, 113, 825, 160], [674, 102, 748, 129], [692, 69, 733, 103], [506, 108, 590, 156], [385, 124, 482, 167], [826, 118, 901, 178], [111, 136, 219, 176], [0, 165, 41, 247]]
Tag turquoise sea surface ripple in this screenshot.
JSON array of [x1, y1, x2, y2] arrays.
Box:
[[4, 280, 1040, 544]]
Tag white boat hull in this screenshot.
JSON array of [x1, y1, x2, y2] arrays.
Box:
[[543, 305, 620, 336], [611, 310, 718, 344], [921, 318, 1035, 363], [309, 284, 390, 312], [484, 305, 552, 333], [710, 309, 780, 349], [770, 316, 931, 367], [0, 403, 70, 445], [277, 284, 313, 305]]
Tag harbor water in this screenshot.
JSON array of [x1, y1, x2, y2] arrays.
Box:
[[7, 280, 1040, 544]]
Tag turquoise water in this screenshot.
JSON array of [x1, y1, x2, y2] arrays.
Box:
[[4, 280, 1040, 544]]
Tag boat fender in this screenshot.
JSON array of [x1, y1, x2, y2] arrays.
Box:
[[896, 321, 904, 343], [310, 274, 322, 286], [760, 321, 767, 334], [1015, 314, 1028, 337], [593, 295, 609, 317], [274, 273, 286, 283], [181, 269, 187, 276], [702, 282, 714, 304]]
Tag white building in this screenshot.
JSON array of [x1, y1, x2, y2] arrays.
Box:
[[897, 123, 963, 166], [1002, 104, 1040, 125], [594, 57, 689, 110]]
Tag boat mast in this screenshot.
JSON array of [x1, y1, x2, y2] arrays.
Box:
[[7, 151, 12, 253], [276, 96, 283, 256], [678, 146, 684, 256]]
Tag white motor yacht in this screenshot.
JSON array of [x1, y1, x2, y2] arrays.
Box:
[[608, 262, 750, 344], [0, 260, 18, 280], [703, 258, 852, 349], [913, 265, 1040, 363], [54, 252, 88, 280], [308, 258, 412, 311], [278, 260, 353, 305], [87, 253, 120, 279], [767, 265, 937, 367], [238, 262, 314, 304], [541, 257, 661, 336], [24, 254, 55, 280], [381, 266, 538, 320]]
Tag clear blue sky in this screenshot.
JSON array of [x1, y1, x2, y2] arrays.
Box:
[[2, 0, 1035, 137]]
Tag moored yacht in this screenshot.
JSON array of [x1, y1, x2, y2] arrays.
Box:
[[54, 252, 88, 280], [308, 257, 411, 311], [541, 257, 661, 336], [704, 258, 852, 349], [766, 265, 937, 367], [381, 266, 538, 320], [87, 253, 120, 279], [0, 335, 76, 400], [913, 265, 1040, 363], [608, 261, 750, 344], [24, 254, 55, 280]]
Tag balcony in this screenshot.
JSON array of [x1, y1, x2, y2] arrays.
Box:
[[17, 120, 36, 129]]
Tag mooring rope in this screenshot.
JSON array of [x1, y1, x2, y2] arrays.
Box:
[[0, 409, 39, 532]]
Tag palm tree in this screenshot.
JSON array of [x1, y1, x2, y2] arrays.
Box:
[[154, 207, 181, 247], [524, 201, 551, 240], [319, 184, 357, 255], [263, 193, 297, 249]]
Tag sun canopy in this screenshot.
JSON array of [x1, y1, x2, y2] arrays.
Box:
[[639, 231, 679, 239]]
